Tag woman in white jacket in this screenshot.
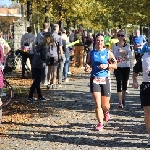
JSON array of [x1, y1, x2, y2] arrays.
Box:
[[113, 29, 132, 108]]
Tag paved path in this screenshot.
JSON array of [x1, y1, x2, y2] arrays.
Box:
[[0, 71, 149, 150]]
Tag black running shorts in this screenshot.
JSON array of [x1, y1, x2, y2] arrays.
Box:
[[140, 82, 150, 106], [48, 57, 58, 66], [90, 77, 111, 97]]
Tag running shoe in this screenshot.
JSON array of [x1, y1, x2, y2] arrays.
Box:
[[52, 84, 57, 89], [38, 97, 47, 102], [28, 97, 37, 103], [126, 90, 130, 94], [118, 103, 123, 109], [104, 111, 110, 122], [95, 123, 104, 131], [47, 84, 51, 89], [148, 136, 150, 146], [122, 100, 126, 107]]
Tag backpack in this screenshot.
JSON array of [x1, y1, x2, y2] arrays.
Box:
[[74, 33, 83, 45], [37, 31, 53, 44], [32, 44, 44, 68], [21, 33, 35, 56]]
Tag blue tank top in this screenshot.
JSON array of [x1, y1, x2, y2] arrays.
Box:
[[90, 49, 109, 77]]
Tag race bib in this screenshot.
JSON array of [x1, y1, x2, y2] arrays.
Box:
[[116, 56, 126, 63], [93, 77, 106, 84]]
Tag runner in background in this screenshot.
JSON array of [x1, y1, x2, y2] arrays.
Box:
[[132, 52, 150, 146], [132, 29, 146, 61], [113, 29, 132, 108], [110, 29, 119, 51]]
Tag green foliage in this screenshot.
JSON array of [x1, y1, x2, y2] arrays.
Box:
[[8, 0, 150, 31]]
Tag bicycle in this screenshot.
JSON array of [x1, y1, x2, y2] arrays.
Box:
[[0, 65, 13, 107], [1, 75, 13, 107], [4, 48, 31, 75]]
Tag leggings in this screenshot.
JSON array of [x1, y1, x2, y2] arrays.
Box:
[[114, 67, 130, 92]]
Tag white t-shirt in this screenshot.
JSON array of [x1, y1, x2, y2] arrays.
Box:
[[142, 53, 150, 82], [0, 38, 9, 53], [113, 43, 132, 68]]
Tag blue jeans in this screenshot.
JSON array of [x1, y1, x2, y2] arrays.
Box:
[[58, 54, 66, 84], [64, 56, 70, 79]]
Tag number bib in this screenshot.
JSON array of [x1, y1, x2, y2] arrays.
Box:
[[116, 56, 125, 63], [93, 77, 106, 84]]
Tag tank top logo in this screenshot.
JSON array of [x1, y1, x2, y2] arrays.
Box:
[[101, 55, 106, 60]]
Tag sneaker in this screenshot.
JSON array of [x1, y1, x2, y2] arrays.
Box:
[[80, 66, 85, 69], [122, 100, 126, 107], [118, 103, 123, 109], [67, 72, 72, 75], [43, 82, 48, 86], [28, 97, 37, 103], [52, 84, 57, 89], [147, 136, 150, 146], [38, 97, 47, 101], [126, 90, 129, 94], [65, 78, 69, 82], [95, 123, 104, 131], [58, 84, 62, 88], [104, 111, 110, 122], [47, 84, 51, 89]]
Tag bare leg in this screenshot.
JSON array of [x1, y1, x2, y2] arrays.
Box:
[[101, 96, 110, 113], [92, 92, 103, 124], [53, 66, 58, 85], [117, 92, 122, 104], [143, 106, 150, 134]]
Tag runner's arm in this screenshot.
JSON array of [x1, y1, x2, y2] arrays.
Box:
[[132, 58, 142, 87], [108, 51, 117, 69]]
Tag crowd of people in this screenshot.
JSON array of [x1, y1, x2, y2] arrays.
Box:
[[0, 23, 150, 146]]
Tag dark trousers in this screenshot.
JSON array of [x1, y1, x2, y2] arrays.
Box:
[[22, 54, 34, 78], [114, 67, 130, 92], [135, 53, 141, 61], [28, 68, 43, 98]]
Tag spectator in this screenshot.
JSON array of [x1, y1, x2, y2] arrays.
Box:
[[20, 26, 35, 78], [0, 32, 11, 55], [57, 28, 67, 87], [72, 30, 85, 67], [46, 24, 63, 89], [35, 23, 50, 85]]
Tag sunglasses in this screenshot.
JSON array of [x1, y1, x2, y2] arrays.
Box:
[[96, 33, 104, 38], [117, 34, 125, 37]]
